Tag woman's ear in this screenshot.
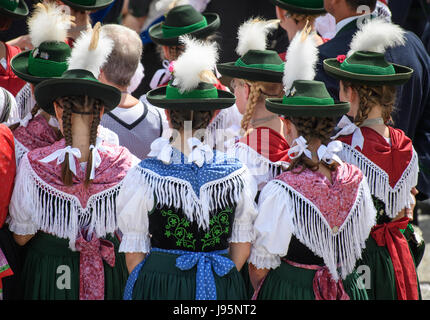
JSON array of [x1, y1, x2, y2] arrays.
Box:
[[99, 106, 105, 119], [53, 101, 62, 121]]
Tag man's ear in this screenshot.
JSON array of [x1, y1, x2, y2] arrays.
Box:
[[165, 109, 170, 122]]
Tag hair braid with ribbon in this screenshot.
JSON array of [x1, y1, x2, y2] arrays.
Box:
[[61, 97, 74, 186], [85, 97, 102, 186], [286, 116, 338, 174]]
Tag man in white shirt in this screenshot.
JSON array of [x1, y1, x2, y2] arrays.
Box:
[[99, 24, 166, 160]]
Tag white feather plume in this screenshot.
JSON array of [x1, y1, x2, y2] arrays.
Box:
[[283, 29, 319, 93], [67, 24, 114, 78], [172, 35, 218, 93], [347, 19, 406, 57], [236, 18, 279, 57], [155, 0, 189, 12], [28, 2, 72, 48]]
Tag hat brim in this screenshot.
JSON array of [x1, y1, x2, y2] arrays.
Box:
[[217, 62, 284, 83], [269, 0, 326, 14], [323, 58, 414, 86], [61, 0, 113, 11], [149, 13, 220, 46], [266, 98, 350, 118], [0, 0, 28, 19], [146, 86, 236, 111], [34, 77, 121, 116], [10, 50, 57, 85]]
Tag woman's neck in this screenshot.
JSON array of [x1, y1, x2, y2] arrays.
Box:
[[250, 102, 286, 138], [360, 104, 390, 138], [171, 131, 193, 157], [71, 116, 92, 162], [68, 14, 91, 40]]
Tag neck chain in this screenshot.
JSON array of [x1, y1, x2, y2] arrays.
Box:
[[360, 117, 385, 127], [250, 114, 278, 127]]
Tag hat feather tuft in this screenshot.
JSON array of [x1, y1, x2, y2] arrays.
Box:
[[236, 18, 279, 57], [28, 2, 72, 48], [347, 18, 406, 57], [283, 26, 319, 93], [67, 22, 114, 78], [172, 35, 218, 93]]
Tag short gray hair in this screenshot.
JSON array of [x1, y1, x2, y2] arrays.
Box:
[[101, 24, 143, 88]]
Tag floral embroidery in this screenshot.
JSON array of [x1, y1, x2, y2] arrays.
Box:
[[162, 209, 196, 250], [201, 208, 232, 250]]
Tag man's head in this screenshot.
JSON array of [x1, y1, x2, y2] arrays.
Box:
[[324, 0, 376, 22], [99, 24, 143, 89]]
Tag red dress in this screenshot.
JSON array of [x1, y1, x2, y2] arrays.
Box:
[[0, 43, 26, 96], [0, 124, 16, 300]]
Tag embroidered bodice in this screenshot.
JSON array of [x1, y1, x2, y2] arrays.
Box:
[[117, 147, 258, 254], [8, 138, 135, 248], [249, 164, 376, 280]]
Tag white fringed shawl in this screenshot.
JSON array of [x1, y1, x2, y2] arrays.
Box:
[[8, 154, 124, 250], [338, 143, 419, 218]]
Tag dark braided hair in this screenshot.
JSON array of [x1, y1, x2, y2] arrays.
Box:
[[286, 116, 338, 174], [168, 109, 215, 143], [56, 95, 103, 187], [9, 104, 42, 131]]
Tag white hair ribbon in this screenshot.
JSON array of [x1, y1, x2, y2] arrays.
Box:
[[317, 141, 344, 165], [187, 137, 214, 167], [331, 115, 364, 150], [88, 138, 108, 180], [147, 137, 173, 164], [39, 145, 82, 176], [288, 136, 312, 160], [48, 116, 60, 128], [19, 112, 33, 127]]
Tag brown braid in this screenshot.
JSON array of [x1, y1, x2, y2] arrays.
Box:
[[342, 81, 397, 126], [9, 103, 42, 131], [56, 95, 103, 187], [286, 116, 338, 174]]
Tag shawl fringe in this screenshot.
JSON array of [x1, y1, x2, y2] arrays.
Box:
[[14, 156, 123, 250], [129, 164, 250, 230], [272, 178, 376, 280], [339, 143, 419, 218], [14, 137, 29, 167]]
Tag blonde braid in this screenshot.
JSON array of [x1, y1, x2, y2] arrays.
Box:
[[240, 82, 265, 135]]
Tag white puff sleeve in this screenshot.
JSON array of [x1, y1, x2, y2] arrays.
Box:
[[248, 180, 294, 270], [8, 155, 38, 235], [117, 166, 154, 253], [229, 168, 258, 243]]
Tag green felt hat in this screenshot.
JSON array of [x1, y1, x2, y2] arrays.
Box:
[[146, 81, 236, 111], [11, 41, 71, 85], [149, 5, 220, 46], [0, 0, 28, 19], [34, 69, 121, 116], [323, 51, 413, 86], [217, 50, 285, 83], [269, 0, 325, 14], [266, 80, 350, 117], [60, 0, 114, 11]]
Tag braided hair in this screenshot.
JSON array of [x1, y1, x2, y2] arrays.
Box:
[[286, 116, 338, 174], [56, 95, 103, 187], [342, 81, 397, 126], [240, 80, 284, 135]]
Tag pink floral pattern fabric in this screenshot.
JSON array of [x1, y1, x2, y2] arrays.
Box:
[[75, 232, 115, 300], [27, 139, 133, 208], [13, 114, 58, 151], [276, 163, 363, 229]]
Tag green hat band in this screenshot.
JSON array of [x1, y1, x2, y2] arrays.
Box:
[[0, 0, 19, 11], [279, 0, 323, 9], [67, 0, 96, 5], [282, 95, 335, 105], [340, 58, 396, 76], [166, 83, 218, 99], [28, 51, 68, 78], [162, 16, 208, 38], [234, 57, 285, 72]]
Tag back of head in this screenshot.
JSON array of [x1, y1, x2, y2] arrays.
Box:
[[345, 0, 377, 11], [101, 24, 143, 88]]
